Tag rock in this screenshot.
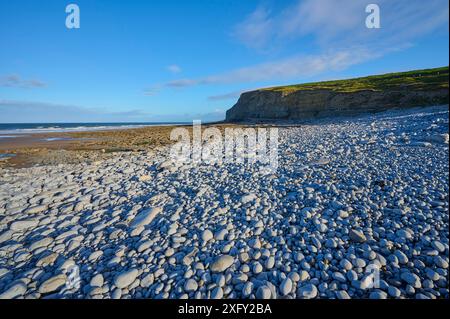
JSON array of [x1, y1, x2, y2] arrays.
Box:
[[431, 241, 446, 253], [210, 255, 234, 272], [242, 282, 253, 297], [394, 250, 409, 264], [280, 278, 293, 296], [349, 229, 367, 243], [36, 252, 59, 267], [249, 238, 261, 249], [240, 193, 257, 204], [297, 284, 318, 299], [388, 286, 401, 298], [225, 81, 449, 122], [139, 175, 151, 182], [130, 207, 163, 228], [201, 229, 213, 243], [265, 256, 275, 269], [434, 256, 448, 268], [256, 286, 271, 299], [425, 268, 440, 281], [0, 230, 13, 244], [401, 272, 422, 288], [184, 279, 198, 292], [29, 237, 53, 251], [369, 290, 387, 299], [88, 250, 103, 262], [211, 287, 223, 299], [396, 229, 412, 240], [114, 269, 139, 289], [25, 205, 47, 214], [39, 274, 67, 294], [10, 219, 39, 232], [112, 288, 122, 299], [335, 290, 351, 299], [141, 274, 154, 288], [90, 274, 104, 287], [332, 272, 347, 283], [214, 229, 228, 241], [339, 259, 352, 271], [299, 270, 310, 281], [252, 262, 263, 274], [0, 282, 27, 299]]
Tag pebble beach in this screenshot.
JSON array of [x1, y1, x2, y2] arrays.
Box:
[[0, 105, 448, 299]]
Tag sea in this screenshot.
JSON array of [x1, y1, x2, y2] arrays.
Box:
[[0, 122, 188, 135]]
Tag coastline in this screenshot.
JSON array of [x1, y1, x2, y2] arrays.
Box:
[[0, 123, 239, 168], [0, 105, 448, 299]]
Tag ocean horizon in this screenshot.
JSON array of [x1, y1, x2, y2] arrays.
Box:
[[0, 122, 192, 135]]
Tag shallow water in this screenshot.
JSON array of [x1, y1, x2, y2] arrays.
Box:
[[0, 153, 16, 159]]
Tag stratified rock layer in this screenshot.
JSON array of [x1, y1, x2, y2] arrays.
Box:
[[226, 88, 448, 122]]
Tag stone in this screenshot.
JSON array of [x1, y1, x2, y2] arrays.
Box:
[[388, 286, 401, 298], [88, 250, 103, 262], [431, 241, 445, 253], [36, 252, 59, 267], [90, 274, 104, 288], [335, 290, 351, 299], [10, 219, 39, 232], [130, 207, 163, 228], [210, 255, 234, 272], [114, 269, 139, 289], [0, 230, 13, 244], [25, 205, 47, 214], [242, 282, 253, 297], [240, 193, 257, 204], [29, 237, 53, 251], [401, 272, 422, 288], [256, 286, 271, 299], [39, 274, 67, 294], [280, 278, 293, 296], [201, 229, 213, 243], [369, 291, 388, 299], [297, 284, 318, 299], [349, 229, 367, 243], [0, 282, 27, 299], [265, 256, 275, 269], [184, 279, 198, 292], [211, 287, 224, 299], [252, 262, 263, 274]]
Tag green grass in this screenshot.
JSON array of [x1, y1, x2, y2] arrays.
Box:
[[262, 66, 449, 94]]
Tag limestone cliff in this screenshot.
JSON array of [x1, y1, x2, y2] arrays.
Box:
[[225, 67, 449, 122]]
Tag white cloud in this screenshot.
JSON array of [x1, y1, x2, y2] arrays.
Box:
[[159, 0, 448, 91], [233, 0, 449, 50], [0, 74, 47, 88], [167, 64, 182, 74], [208, 90, 245, 101], [143, 85, 161, 96], [231, 6, 274, 50], [166, 47, 379, 87]]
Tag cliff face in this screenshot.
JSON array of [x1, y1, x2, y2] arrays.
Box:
[[225, 88, 449, 122]]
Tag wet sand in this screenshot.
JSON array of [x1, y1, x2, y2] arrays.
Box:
[[0, 123, 239, 168]]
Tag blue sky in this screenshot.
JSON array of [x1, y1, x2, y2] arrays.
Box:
[[0, 0, 448, 123]]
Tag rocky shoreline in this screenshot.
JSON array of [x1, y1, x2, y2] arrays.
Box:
[[0, 106, 448, 299], [226, 67, 449, 122]]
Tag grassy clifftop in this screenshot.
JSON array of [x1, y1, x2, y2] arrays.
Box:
[[262, 66, 449, 94]]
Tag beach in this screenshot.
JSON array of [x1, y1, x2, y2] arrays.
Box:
[[0, 123, 239, 168], [0, 105, 448, 299]]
